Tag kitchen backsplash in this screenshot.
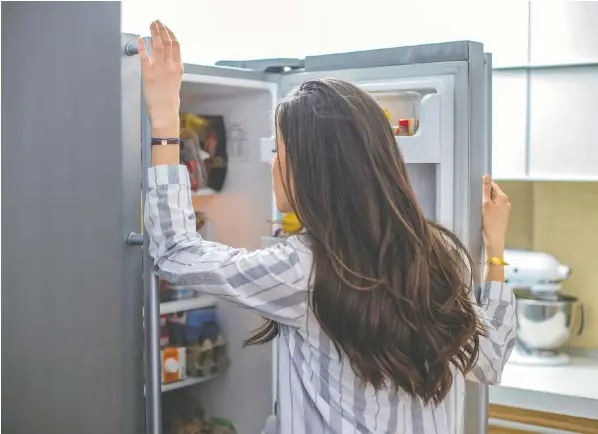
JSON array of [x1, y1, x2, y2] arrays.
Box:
[[501, 181, 598, 349]]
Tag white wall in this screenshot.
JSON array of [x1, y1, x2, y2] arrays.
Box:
[[123, 1, 598, 68], [121, 0, 529, 67], [530, 1, 598, 65]]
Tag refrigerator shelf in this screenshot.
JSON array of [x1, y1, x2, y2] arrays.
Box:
[[160, 296, 218, 315], [180, 72, 277, 100], [161, 374, 218, 393], [192, 188, 215, 197]]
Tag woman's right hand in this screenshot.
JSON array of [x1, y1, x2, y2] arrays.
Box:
[[482, 175, 510, 258], [137, 21, 183, 138]]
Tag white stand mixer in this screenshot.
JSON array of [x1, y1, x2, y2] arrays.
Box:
[[502, 250, 584, 366]]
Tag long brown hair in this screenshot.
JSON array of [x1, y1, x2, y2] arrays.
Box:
[[245, 78, 484, 405]]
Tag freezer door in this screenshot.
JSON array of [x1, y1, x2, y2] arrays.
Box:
[[277, 42, 492, 434], [2, 5, 143, 434]]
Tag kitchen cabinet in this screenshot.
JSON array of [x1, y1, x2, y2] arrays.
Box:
[[491, 65, 598, 181], [491, 70, 528, 180], [528, 66, 598, 180], [530, 2, 598, 66]]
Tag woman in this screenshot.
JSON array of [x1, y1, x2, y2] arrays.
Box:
[[140, 22, 515, 434]]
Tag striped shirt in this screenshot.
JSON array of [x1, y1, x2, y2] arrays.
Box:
[[145, 165, 517, 434]]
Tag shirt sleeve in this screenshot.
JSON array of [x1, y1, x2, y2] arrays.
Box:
[[466, 281, 517, 384], [143, 164, 308, 327]]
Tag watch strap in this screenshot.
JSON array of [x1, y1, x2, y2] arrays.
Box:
[[151, 137, 180, 146]]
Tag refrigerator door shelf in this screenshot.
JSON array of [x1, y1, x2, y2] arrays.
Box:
[[266, 76, 453, 165], [393, 93, 442, 164], [357, 77, 453, 164], [259, 92, 442, 165]]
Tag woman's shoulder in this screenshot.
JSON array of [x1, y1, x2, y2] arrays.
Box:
[[284, 233, 311, 251], [273, 234, 314, 274]]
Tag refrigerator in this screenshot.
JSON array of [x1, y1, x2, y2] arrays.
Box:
[[2, 2, 492, 434]]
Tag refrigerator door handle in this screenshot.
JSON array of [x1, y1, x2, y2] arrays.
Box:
[[127, 232, 144, 246], [125, 42, 139, 56], [126, 37, 163, 434]]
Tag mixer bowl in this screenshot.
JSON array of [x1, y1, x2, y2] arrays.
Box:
[[514, 289, 584, 353]]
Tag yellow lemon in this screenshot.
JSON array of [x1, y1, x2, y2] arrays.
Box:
[[281, 213, 301, 234]]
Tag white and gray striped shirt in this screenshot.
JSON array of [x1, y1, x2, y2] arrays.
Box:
[[145, 165, 517, 434]]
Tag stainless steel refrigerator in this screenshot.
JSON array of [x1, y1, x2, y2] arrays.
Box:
[[2, 2, 492, 433]]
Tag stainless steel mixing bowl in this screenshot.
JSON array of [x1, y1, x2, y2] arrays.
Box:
[[514, 289, 584, 355]]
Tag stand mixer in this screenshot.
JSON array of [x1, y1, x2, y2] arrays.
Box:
[[503, 249, 584, 366]]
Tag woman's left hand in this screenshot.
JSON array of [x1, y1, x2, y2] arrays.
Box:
[[137, 21, 183, 137]]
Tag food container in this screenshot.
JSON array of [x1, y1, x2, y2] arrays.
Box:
[[281, 213, 301, 234], [187, 335, 229, 377], [160, 315, 170, 347], [168, 308, 221, 346], [397, 119, 419, 136], [383, 108, 392, 121], [164, 284, 198, 301], [161, 346, 186, 384]]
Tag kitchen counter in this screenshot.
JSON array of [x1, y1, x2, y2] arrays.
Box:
[[489, 356, 598, 420]]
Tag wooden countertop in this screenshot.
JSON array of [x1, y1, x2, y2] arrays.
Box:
[[489, 404, 598, 433]]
